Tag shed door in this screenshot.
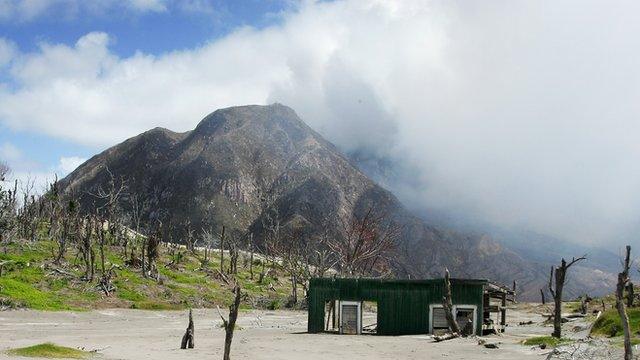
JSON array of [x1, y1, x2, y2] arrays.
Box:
[[432, 307, 448, 330], [339, 302, 361, 335]]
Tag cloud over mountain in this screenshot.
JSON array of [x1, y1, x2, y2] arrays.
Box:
[[1, 0, 639, 248]]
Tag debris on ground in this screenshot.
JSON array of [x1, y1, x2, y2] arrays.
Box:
[[544, 338, 621, 360]]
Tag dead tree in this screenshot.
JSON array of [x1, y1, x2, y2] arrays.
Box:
[[310, 223, 339, 279], [127, 192, 149, 268], [90, 167, 127, 245], [579, 296, 587, 315], [79, 216, 95, 281], [227, 231, 240, 275], [548, 255, 586, 338], [328, 205, 400, 277], [180, 309, 195, 349], [94, 216, 107, 276], [54, 200, 78, 264], [200, 227, 218, 266], [0, 163, 17, 254], [442, 268, 461, 335], [16, 179, 39, 243], [248, 233, 254, 280], [269, 226, 304, 305], [146, 221, 161, 279], [616, 245, 632, 360], [540, 289, 546, 305], [217, 284, 241, 360], [219, 225, 226, 274], [626, 282, 634, 308], [0, 162, 8, 182]]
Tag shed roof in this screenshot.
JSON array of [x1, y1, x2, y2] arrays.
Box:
[[310, 277, 489, 286]]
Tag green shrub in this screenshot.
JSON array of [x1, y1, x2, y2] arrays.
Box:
[[591, 308, 640, 337], [267, 299, 281, 310]]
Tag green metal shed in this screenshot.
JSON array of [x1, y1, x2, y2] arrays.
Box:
[[308, 277, 513, 336]]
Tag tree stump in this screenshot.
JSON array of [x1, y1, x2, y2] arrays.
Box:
[[180, 309, 195, 349]]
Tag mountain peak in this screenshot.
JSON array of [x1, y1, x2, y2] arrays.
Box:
[[195, 103, 301, 133]]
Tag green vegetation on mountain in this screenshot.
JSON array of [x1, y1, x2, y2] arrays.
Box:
[[0, 239, 294, 311]]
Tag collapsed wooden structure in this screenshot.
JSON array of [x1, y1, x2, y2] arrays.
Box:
[[307, 277, 515, 336]]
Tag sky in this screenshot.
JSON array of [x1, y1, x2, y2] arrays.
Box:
[[0, 0, 639, 249]]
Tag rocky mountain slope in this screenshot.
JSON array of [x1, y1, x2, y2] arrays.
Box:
[[59, 104, 614, 300]]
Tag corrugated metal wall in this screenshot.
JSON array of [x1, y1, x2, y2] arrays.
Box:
[[308, 278, 485, 335]]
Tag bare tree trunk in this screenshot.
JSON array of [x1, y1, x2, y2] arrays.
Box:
[[548, 256, 586, 338], [218, 285, 241, 360], [442, 268, 460, 335], [580, 296, 587, 315], [141, 238, 147, 278], [540, 289, 546, 305], [550, 266, 563, 338], [89, 248, 95, 282], [249, 234, 254, 280], [291, 273, 298, 304], [81, 218, 94, 281], [259, 258, 265, 283], [180, 309, 195, 349], [616, 245, 632, 360], [325, 301, 334, 331], [627, 282, 634, 308], [220, 226, 225, 274]]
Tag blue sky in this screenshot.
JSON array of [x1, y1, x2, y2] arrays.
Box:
[[0, 0, 639, 247], [2, 1, 292, 55], [0, 0, 294, 184]]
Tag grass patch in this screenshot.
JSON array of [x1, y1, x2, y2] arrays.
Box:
[[591, 308, 640, 337], [158, 267, 207, 285], [522, 336, 571, 347], [0, 278, 68, 310], [7, 343, 90, 359], [117, 287, 144, 302]]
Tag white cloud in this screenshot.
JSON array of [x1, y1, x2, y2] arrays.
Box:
[[0, 142, 53, 193], [0, 37, 16, 67], [0, 141, 84, 192], [0, 0, 169, 21], [1, 0, 640, 248], [178, 0, 214, 15], [127, 0, 166, 13], [58, 156, 86, 174], [0, 142, 21, 161]]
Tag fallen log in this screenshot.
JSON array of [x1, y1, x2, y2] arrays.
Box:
[[566, 314, 586, 319], [433, 332, 459, 342]]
